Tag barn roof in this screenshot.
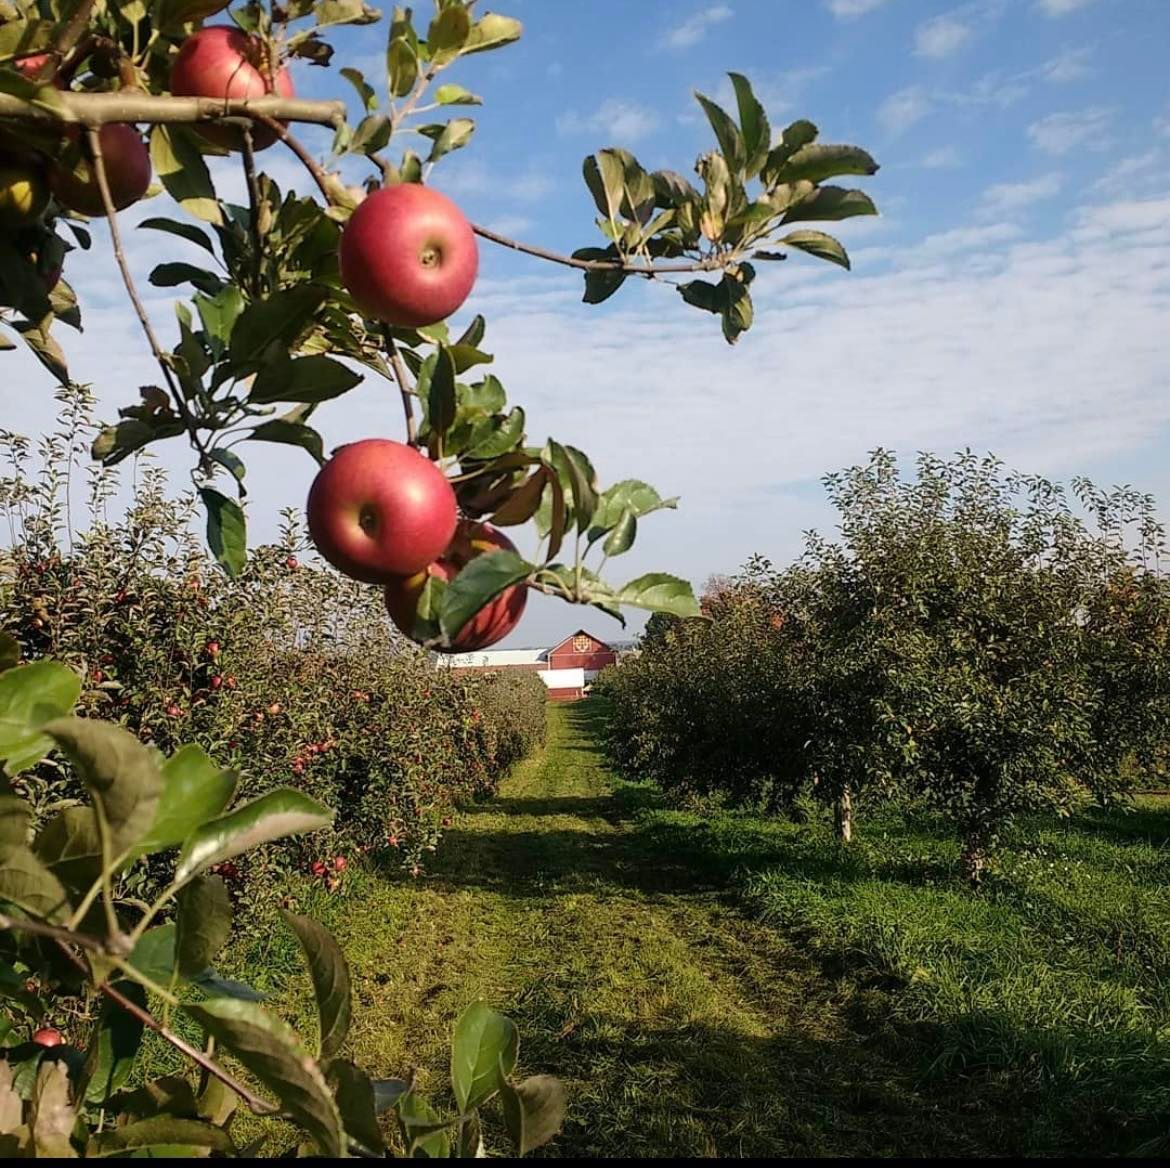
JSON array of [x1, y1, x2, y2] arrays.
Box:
[[546, 629, 616, 656]]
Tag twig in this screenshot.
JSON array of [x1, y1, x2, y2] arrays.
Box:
[[0, 91, 345, 129], [470, 222, 728, 275], [382, 329, 418, 448], [96, 973, 279, 1116], [0, 915, 280, 1117], [241, 130, 265, 295], [53, 0, 99, 60], [251, 114, 335, 205], [85, 128, 208, 469]]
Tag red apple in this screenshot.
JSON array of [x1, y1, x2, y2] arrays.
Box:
[[13, 55, 62, 86], [285, 555, 298, 570], [306, 439, 457, 583], [170, 26, 294, 151], [333, 856, 347, 872], [210, 675, 223, 690], [339, 184, 478, 327], [384, 520, 527, 651], [49, 123, 151, 217], [32, 1027, 62, 1047]]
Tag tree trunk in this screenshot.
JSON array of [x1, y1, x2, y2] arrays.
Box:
[[961, 828, 989, 886], [833, 784, 853, 843]]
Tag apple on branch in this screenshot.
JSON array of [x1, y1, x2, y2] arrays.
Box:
[[385, 520, 528, 651], [306, 438, 458, 583], [339, 184, 478, 328]]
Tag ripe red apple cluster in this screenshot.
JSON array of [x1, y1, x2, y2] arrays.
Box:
[[306, 438, 528, 652], [311, 189, 529, 652]]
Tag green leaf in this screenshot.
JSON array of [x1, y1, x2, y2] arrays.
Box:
[[582, 152, 625, 222], [138, 217, 216, 255], [189, 971, 267, 1002], [42, 717, 163, 861], [249, 355, 363, 405], [32, 806, 101, 895], [434, 83, 481, 106], [372, 1078, 409, 1114], [247, 419, 325, 466], [428, 346, 457, 438], [135, 744, 238, 858], [200, 487, 247, 579], [582, 267, 626, 305], [720, 276, 753, 345], [780, 185, 876, 225], [396, 1088, 451, 1157], [0, 846, 70, 922], [461, 12, 523, 55], [499, 1074, 566, 1155], [386, 8, 419, 98], [184, 998, 344, 1157], [467, 407, 525, 460], [0, 662, 81, 775], [87, 1116, 235, 1157], [778, 229, 851, 270], [694, 91, 744, 172], [439, 552, 532, 641], [677, 279, 723, 314], [280, 912, 351, 1060], [545, 442, 598, 532], [175, 789, 333, 884], [0, 793, 29, 849], [29, 1060, 74, 1159], [0, 634, 18, 675], [177, 876, 232, 978], [427, 3, 471, 62], [228, 286, 327, 372], [762, 119, 819, 187], [769, 143, 878, 185], [602, 510, 636, 557], [339, 67, 378, 112], [422, 117, 475, 163], [84, 980, 146, 1104], [150, 125, 222, 226], [491, 469, 548, 527], [617, 573, 701, 617], [729, 73, 770, 179], [149, 262, 224, 295], [91, 417, 186, 467], [327, 1061, 384, 1154], [450, 1000, 518, 1113], [129, 924, 177, 986]]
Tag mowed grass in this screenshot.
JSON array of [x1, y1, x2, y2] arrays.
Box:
[[204, 701, 1170, 1156]]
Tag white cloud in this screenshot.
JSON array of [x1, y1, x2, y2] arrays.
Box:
[[662, 5, 733, 50], [1027, 106, 1114, 154], [979, 173, 1064, 215], [878, 87, 932, 134], [483, 215, 534, 238], [1037, 0, 1096, 14], [556, 99, 660, 142], [826, 0, 892, 17], [438, 159, 555, 204], [1042, 45, 1094, 82], [921, 145, 963, 168], [915, 14, 972, 58], [909, 222, 1024, 259]]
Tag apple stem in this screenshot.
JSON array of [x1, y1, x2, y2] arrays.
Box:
[[85, 128, 210, 471]]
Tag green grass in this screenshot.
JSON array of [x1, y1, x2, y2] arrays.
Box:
[[199, 701, 1170, 1156]]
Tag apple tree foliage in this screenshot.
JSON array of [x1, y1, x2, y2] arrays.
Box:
[[0, 0, 880, 650]]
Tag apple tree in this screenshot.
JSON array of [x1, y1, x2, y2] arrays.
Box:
[[0, 0, 882, 1153]]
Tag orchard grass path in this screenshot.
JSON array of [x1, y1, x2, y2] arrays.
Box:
[[227, 700, 1014, 1158]]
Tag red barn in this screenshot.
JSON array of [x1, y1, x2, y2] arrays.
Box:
[[436, 629, 619, 701]]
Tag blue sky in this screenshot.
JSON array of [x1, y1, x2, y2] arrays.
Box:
[[4, 0, 1170, 649]]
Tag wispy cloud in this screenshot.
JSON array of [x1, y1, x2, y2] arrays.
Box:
[[1037, 0, 1097, 14], [662, 5, 733, 50], [878, 87, 932, 135], [556, 99, 660, 142], [1027, 106, 1114, 154], [1041, 45, 1094, 82], [914, 14, 973, 58], [921, 145, 963, 168], [979, 173, 1064, 215], [826, 0, 892, 17]]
